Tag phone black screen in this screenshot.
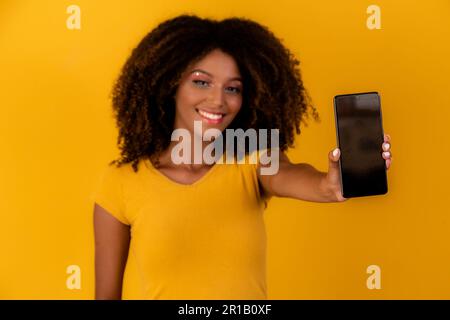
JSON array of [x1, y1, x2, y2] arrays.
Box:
[[334, 92, 388, 198]]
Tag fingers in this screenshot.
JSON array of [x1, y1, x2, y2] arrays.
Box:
[[385, 158, 391, 170], [383, 134, 391, 151], [383, 151, 392, 169], [383, 133, 392, 170]]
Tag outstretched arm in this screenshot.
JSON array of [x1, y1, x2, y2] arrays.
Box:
[[257, 134, 392, 203]]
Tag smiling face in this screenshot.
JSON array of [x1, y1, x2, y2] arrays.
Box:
[[173, 49, 243, 140]]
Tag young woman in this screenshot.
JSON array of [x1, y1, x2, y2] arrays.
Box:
[[92, 14, 393, 300]]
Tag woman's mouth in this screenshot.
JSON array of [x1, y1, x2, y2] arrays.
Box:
[[195, 108, 225, 124]]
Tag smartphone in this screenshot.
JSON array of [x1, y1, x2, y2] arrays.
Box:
[[333, 92, 388, 198]]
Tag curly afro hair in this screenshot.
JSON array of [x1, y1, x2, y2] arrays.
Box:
[[109, 14, 320, 172]]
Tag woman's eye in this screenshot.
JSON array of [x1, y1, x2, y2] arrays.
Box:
[[193, 80, 209, 87], [226, 87, 241, 94]]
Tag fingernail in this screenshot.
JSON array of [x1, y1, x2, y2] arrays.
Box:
[[383, 143, 390, 151], [333, 148, 339, 157], [383, 151, 390, 158]]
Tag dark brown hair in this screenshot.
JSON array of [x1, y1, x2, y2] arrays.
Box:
[[109, 14, 320, 172]]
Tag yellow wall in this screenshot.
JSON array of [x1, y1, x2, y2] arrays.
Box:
[[1, 0, 449, 299]]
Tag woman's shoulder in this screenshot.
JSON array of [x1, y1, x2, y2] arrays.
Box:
[[97, 158, 150, 183]]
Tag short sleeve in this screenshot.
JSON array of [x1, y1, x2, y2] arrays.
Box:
[[90, 164, 130, 225], [243, 150, 272, 210], [251, 149, 274, 210]]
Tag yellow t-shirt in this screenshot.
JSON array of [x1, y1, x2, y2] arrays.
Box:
[[90, 153, 271, 300]]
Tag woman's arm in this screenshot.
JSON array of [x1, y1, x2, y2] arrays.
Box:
[[93, 203, 130, 300], [257, 151, 337, 203], [257, 134, 392, 203]]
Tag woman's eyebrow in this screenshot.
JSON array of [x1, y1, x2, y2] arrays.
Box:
[[190, 68, 242, 81]]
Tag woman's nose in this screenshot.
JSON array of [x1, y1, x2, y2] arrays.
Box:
[[207, 84, 225, 106]]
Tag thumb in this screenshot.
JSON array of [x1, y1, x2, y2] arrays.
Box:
[[328, 148, 340, 167]]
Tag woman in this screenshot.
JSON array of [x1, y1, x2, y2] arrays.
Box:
[[92, 14, 393, 300]]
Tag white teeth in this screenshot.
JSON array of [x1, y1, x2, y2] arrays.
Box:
[[198, 109, 223, 120]]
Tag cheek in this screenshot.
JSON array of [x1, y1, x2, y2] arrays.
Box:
[[175, 86, 202, 111], [227, 95, 243, 114]]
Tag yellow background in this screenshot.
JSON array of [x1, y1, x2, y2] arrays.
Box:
[[1, 0, 449, 299]]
